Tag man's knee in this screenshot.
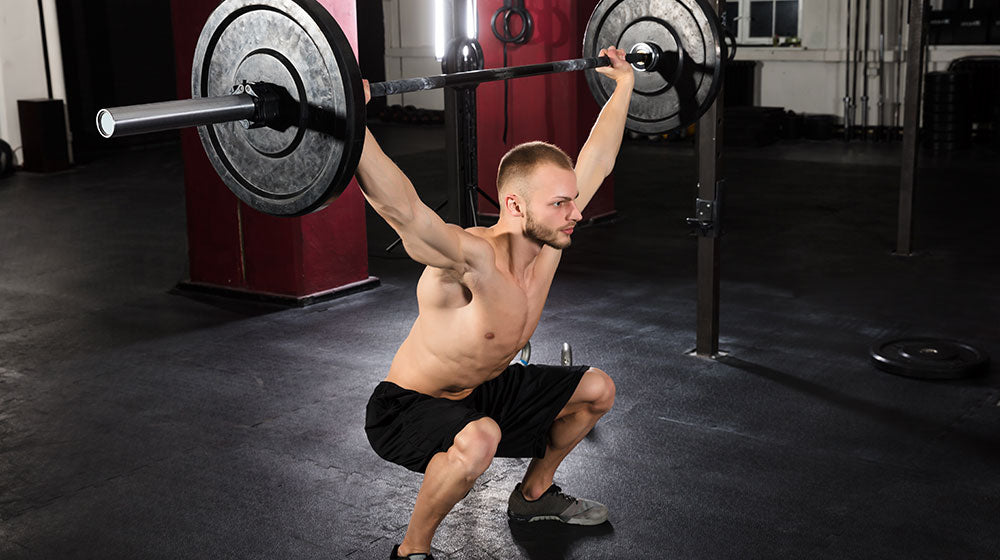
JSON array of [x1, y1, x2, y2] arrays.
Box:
[[449, 417, 501, 479], [581, 367, 616, 414]]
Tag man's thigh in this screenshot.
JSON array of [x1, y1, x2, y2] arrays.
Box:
[[466, 363, 588, 458], [366, 382, 485, 473]]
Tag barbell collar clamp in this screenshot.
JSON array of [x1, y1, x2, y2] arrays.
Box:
[[233, 82, 284, 130]]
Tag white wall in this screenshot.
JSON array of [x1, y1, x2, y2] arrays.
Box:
[[0, 0, 67, 162], [739, 0, 1000, 123], [383, 0, 444, 110], [384, 0, 1000, 120]]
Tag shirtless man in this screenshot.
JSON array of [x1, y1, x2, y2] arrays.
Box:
[[357, 47, 634, 559]]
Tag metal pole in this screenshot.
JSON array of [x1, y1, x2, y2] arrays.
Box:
[[443, 0, 484, 229], [894, 0, 904, 130], [36, 0, 53, 99], [368, 53, 649, 97], [694, 0, 724, 358], [897, 0, 927, 256], [878, 0, 887, 136], [96, 94, 257, 138], [851, 0, 862, 139], [862, 0, 872, 134], [844, 0, 854, 141]]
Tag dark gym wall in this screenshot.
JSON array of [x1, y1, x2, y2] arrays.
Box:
[[56, 0, 177, 162], [356, 0, 386, 114]]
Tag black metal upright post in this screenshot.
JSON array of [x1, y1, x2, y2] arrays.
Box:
[[693, 0, 725, 358], [443, 0, 484, 228], [896, 0, 927, 256]]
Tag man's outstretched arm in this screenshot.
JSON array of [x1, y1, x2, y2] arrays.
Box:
[[355, 83, 489, 272], [574, 47, 635, 212]]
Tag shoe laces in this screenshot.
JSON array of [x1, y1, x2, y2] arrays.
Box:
[[545, 484, 574, 504]]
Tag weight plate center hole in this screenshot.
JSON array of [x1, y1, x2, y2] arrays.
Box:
[[897, 343, 959, 361], [236, 51, 306, 157]]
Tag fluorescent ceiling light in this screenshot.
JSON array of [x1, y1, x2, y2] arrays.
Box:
[[435, 0, 477, 61]]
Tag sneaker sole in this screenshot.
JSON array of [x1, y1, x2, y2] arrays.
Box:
[[507, 512, 608, 526]]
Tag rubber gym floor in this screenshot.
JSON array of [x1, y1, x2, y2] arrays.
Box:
[[1, 124, 998, 559]]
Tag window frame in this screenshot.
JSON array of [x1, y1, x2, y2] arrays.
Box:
[[726, 0, 802, 46]]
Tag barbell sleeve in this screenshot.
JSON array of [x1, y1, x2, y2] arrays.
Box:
[[96, 94, 257, 139], [368, 53, 649, 97]]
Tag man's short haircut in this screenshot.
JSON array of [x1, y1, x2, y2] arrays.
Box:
[[497, 141, 574, 196]]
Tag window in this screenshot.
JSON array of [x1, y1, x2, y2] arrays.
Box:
[[723, 0, 801, 45]]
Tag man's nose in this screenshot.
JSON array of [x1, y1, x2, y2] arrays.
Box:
[[569, 203, 583, 222]]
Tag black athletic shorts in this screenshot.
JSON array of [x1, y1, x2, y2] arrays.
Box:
[[365, 363, 589, 473]]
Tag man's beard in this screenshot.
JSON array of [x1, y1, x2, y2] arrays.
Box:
[[525, 211, 572, 250]]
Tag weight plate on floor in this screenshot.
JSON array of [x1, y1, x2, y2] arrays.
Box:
[[584, 0, 725, 134], [870, 337, 989, 380], [192, 0, 365, 216]]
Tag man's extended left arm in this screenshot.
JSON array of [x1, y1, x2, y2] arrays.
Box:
[[575, 47, 635, 212]]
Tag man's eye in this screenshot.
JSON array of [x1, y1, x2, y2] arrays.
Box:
[[554, 201, 562, 207]]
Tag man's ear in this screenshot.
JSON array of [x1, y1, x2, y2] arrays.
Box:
[[505, 193, 525, 218]]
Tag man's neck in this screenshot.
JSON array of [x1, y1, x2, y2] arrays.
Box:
[[490, 216, 543, 281]]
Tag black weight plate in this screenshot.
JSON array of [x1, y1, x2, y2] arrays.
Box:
[[192, 0, 365, 216], [924, 107, 969, 122], [924, 130, 971, 139], [924, 83, 971, 96], [870, 338, 989, 380], [924, 91, 968, 104], [925, 143, 970, 152], [924, 71, 968, 85], [0, 139, 13, 178], [924, 122, 971, 133], [924, 121, 972, 136], [584, 0, 724, 134], [925, 139, 972, 149], [923, 105, 968, 115], [923, 112, 970, 123]]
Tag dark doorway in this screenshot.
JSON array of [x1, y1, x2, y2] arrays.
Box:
[[357, 1, 387, 114], [56, 0, 178, 162]]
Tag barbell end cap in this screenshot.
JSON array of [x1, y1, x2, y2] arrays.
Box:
[[96, 109, 116, 139]]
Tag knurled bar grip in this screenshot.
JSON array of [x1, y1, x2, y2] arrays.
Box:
[[96, 94, 257, 138], [368, 54, 648, 97]]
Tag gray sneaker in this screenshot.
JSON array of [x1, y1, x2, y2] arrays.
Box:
[[507, 483, 609, 525]]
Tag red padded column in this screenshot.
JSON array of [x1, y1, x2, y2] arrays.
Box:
[[170, 0, 375, 303], [475, 0, 615, 220]]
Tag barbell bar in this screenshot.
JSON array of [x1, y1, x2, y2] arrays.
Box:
[[95, 0, 724, 217], [96, 53, 653, 140]]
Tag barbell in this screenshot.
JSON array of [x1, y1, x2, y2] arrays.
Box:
[[96, 0, 725, 217]]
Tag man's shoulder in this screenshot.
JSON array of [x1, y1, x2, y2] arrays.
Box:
[[456, 226, 499, 267]]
